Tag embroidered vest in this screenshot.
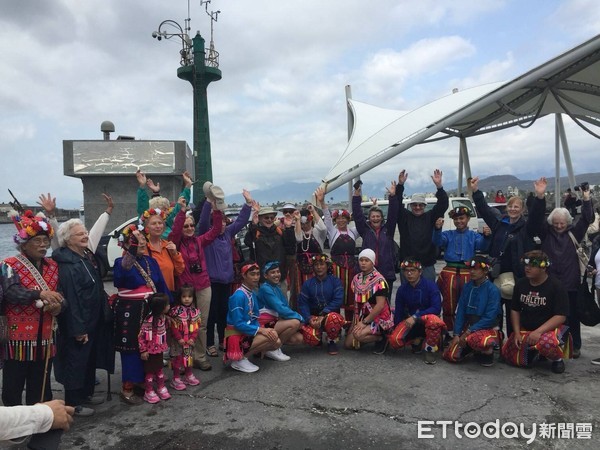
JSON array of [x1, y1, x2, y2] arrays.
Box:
[[2, 255, 59, 361]]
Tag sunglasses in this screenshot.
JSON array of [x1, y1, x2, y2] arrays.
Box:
[[183, 224, 195, 229]]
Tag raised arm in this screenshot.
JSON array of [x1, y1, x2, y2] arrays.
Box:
[[526, 177, 548, 239], [470, 177, 500, 230], [430, 169, 449, 221], [88, 193, 114, 253], [386, 181, 399, 237], [136, 170, 150, 216]]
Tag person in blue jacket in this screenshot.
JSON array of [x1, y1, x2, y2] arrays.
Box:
[[297, 254, 346, 355], [433, 206, 491, 334], [224, 262, 280, 373], [257, 261, 304, 361], [388, 257, 445, 364], [443, 255, 502, 367]]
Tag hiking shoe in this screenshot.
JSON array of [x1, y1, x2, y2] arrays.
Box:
[[424, 351, 437, 365], [157, 386, 171, 400], [170, 378, 187, 391], [143, 390, 160, 404], [478, 352, 494, 367], [231, 357, 259, 373], [74, 406, 95, 417], [265, 349, 291, 361], [373, 338, 388, 355], [591, 358, 600, 366], [84, 395, 105, 405], [183, 373, 200, 386], [327, 341, 339, 355], [572, 348, 581, 359], [551, 360, 565, 374]]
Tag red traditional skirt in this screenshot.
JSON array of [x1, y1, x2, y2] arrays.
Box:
[[223, 326, 254, 363], [437, 265, 470, 332], [443, 329, 503, 362], [300, 312, 347, 346], [501, 325, 572, 367], [388, 314, 446, 352]]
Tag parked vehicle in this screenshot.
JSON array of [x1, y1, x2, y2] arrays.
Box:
[[361, 196, 479, 231]]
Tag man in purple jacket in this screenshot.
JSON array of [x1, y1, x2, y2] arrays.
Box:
[[352, 181, 399, 295], [198, 189, 255, 357]]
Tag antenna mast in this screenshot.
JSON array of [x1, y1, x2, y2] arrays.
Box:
[[201, 0, 220, 68]]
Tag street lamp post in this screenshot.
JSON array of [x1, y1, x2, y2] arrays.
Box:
[[153, 16, 222, 204]]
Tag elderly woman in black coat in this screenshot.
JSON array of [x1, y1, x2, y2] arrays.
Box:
[[49, 195, 114, 417], [528, 178, 593, 359]]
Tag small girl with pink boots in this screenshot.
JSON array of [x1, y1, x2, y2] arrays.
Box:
[[169, 285, 201, 390], [139, 293, 172, 404]]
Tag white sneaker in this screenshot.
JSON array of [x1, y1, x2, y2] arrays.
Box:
[[230, 357, 259, 373], [265, 348, 291, 362]]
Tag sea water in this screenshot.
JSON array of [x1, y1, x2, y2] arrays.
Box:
[[0, 222, 62, 261]]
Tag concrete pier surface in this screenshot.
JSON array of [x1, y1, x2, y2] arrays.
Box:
[[3, 279, 599, 450]]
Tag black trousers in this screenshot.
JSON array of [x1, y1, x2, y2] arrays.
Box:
[[1, 358, 53, 406], [206, 282, 231, 348]]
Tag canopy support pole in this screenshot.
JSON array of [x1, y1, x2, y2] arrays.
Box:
[[345, 85, 355, 205], [459, 137, 472, 197], [555, 115, 561, 209], [457, 142, 463, 196], [556, 113, 577, 193]]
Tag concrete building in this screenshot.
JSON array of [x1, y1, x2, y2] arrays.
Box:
[[63, 124, 193, 231]]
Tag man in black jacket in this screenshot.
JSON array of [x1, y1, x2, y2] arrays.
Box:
[[396, 169, 449, 282]]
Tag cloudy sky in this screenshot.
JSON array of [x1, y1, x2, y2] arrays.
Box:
[[2, 0, 600, 207]]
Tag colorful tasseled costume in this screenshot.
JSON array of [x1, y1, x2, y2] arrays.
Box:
[[138, 316, 168, 355], [443, 329, 503, 362], [2, 256, 59, 362], [388, 314, 446, 352], [300, 312, 348, 346], [170, 305, 201, 368], [350, 269, 393, 348], [437, 265, 470, 331], [501, 325, 572, 367]]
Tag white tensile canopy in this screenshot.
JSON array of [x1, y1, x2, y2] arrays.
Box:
[[322, 34, 600, 204]]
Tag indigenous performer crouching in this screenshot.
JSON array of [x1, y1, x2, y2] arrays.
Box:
[[225, 262, 281, 373], [501, 250, 571, 374], [1, 211, 63, 406], [443, 256, 502, 367], [389, 257, 445, 364], [344, 249, 394, 354], [257, 261, 304, 361], [297, 254, 345, 355]]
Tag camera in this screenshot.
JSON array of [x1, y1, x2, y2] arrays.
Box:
[[190, 263, 202, 273], [574, 182, 589, 192], [353, 179, 363, 190]]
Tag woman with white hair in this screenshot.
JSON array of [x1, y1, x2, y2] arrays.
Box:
[[46, 194, 114, 416], [528, 178, 593, 359]]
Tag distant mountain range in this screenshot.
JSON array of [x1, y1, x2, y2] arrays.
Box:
[[224, 173, 600, 206]]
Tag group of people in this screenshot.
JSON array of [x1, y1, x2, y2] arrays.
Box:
[[0, 167, 597, 435]]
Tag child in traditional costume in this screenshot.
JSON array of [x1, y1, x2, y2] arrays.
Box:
[[138, 293, 171, 403], [169, 285, 201, 390]]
